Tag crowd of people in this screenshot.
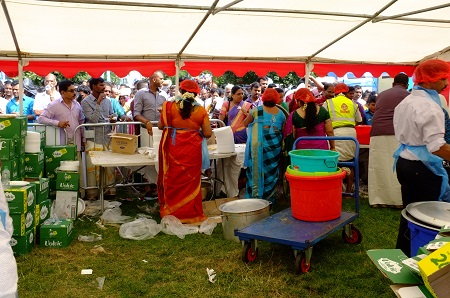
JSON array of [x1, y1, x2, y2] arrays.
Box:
[[0, 59, 449, 260]]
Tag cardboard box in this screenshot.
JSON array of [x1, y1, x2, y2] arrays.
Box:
[[54, 191, 78, 219], [39, 218, 74, 248], [5, 184, 36, 214], [56, 171, 79, 191], [10, 228, 34, 256], [11, 206, 35, 236], [18, 154, 25, 180], [44, 145, 76, 164], [13, 137, 25, 157], [367, 249, 433, 297], [202, 197, 238, 223], [418, 242, 450, 298], [24, 151, 45, 177], [26, 177, 50, 204], [109, 133, 138, 154], [45, 162, 60, 180], [0, 116, 27, 139], [1, 158, 18, 182], [0, 138, 15, 160], [35, 199, 51, 226]]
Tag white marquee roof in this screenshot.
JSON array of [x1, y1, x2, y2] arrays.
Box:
[[1, 0, 449, 76]]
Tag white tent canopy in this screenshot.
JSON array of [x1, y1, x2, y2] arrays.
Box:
[[0, 0, 449, 77]]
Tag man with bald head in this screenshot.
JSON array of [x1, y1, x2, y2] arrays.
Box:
[[33, 73, 61, 117]]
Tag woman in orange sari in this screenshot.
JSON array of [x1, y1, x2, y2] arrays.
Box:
[[157, 80, 212, 223], [219, 86, 253, 144]]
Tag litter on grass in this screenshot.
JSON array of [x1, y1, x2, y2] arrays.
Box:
[[81, 269, 93, 275], [96, 276, 105, 290], [119, 217, 162, 240], [78, 233, 102, 242], [206, 268, 216, 283]]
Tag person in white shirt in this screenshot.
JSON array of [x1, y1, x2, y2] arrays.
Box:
[[0, 178, 18, 298], [393, 59, 450, 257], [33, 73, 61, 117]]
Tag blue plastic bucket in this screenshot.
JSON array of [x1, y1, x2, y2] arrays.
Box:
[[288, 149, 340, 173], [407, 221, 439, 256]]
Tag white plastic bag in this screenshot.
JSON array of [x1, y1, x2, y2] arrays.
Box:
[[100, 207, 132, 224], [199, 219, 217, 235], [119, 218, 162, 240], [160, 215, 199, 239]]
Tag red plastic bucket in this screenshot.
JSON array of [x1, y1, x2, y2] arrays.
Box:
[[285, 170, 346, 221]]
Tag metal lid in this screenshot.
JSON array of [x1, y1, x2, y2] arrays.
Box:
[[406, 201, 450, 228], [218, 199, 270, 213]]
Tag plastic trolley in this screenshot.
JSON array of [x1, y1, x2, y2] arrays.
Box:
[[235, 136, 362, 274]]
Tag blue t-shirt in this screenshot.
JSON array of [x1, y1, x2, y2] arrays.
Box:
[[6, 96, 36, 122], [364, 110, 374, 125]]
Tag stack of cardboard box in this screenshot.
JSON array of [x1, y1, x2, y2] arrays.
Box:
[[6, 184, 37, 255], [0, 116, 27, 181]]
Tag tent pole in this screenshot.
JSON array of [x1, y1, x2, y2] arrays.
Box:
[[1, 0, 22, 60], [178, 0, 220, 56], [213, 0, 243, 15], [373, 3, 450, 23], [18, 59, 24, 116], [305, 62, 313, 89], [175, 58, 180, 97]]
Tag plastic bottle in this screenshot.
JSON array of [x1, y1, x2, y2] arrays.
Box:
[[2, 166, 10, 190]]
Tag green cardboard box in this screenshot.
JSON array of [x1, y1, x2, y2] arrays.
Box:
[[0, 138, 15, 160], [56, 171, 79, 191], [40, 218, 74, 248], [13, 137, 25, 157], [45, 162, 60, 180], [11, 206, 35, 236], [18, 154, 25, 180], [0, 116, 27, 139], [5, 184, 36, 214], [1, 158, 18, 181], [44, 145, 76, 165], [35, 199, 51, 226], [48, 180, 57, 200], [10, 228, 34, 256], [24, 151, 44, 177], [27, 178, 50, 204]]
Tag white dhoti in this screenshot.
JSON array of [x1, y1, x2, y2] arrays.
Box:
[[368, 135, 402, 207], [334, 127, 357, 161]]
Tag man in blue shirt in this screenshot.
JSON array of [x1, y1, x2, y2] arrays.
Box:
[[364, 96, 377, 125], [6, 81, 35, 122]]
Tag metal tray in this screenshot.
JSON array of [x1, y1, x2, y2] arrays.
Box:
[[406, 201, 450, 228]]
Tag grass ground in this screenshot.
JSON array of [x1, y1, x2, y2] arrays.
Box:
[[16, 185, 400, 298]]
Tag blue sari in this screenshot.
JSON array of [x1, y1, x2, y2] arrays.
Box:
[[244, 106, 286, 203]]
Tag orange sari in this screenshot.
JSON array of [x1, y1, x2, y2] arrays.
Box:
[[157, 101, 209, 223]]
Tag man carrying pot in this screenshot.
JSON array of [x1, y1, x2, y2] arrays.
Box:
[[393, 59, 450, 257]]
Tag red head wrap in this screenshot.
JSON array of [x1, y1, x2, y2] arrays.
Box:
[[262, 88, 281, 105], [414, 59, 450, 84], [334, 83, 349, 94], [180, 80, 201, 94], [294, 88, 316, 103]]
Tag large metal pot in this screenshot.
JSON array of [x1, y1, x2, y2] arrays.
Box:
[[201, 180, 213, 201], [218, 199, 270, 242]]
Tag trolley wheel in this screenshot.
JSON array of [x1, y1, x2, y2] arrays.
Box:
[[242, 242, 258, 263], [294, 252, 311, 274], [342, 226, 362, 244]]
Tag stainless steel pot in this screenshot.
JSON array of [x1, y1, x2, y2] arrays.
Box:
[[218, 199, 270, 242], [201, 180, 213, 201]]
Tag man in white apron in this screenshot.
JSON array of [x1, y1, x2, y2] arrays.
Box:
[[393, 59, 450, 256]]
